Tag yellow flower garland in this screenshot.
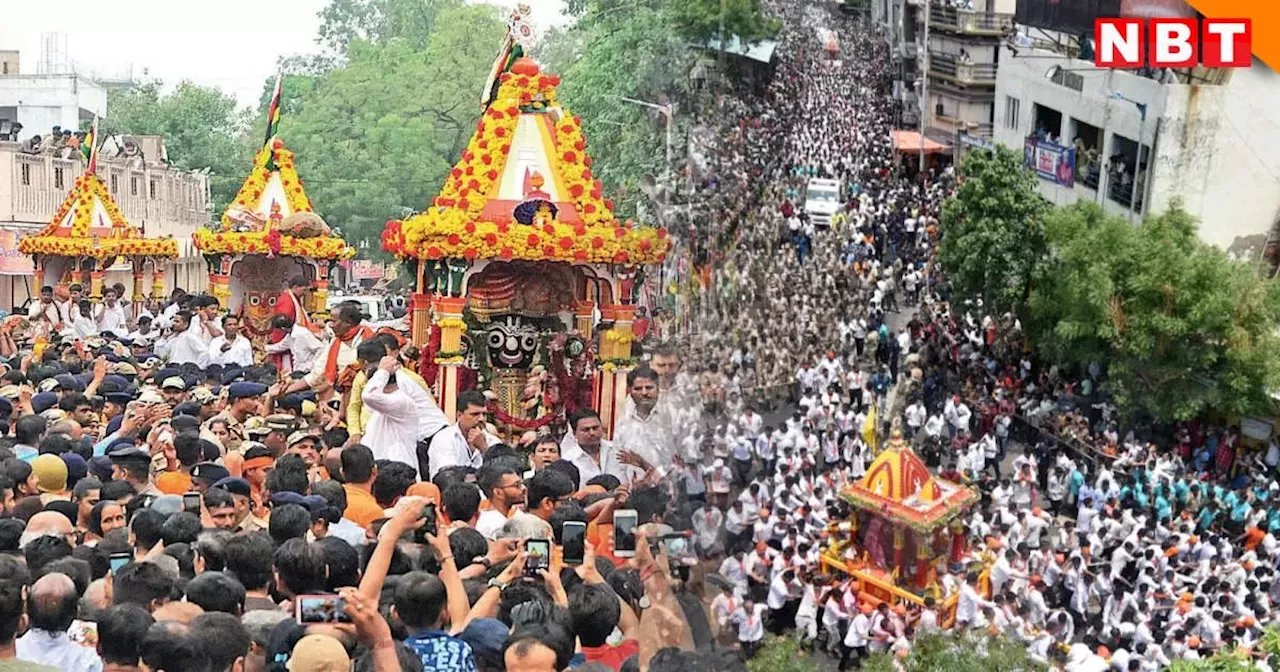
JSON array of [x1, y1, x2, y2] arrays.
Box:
[[192, 229, 356, 260]]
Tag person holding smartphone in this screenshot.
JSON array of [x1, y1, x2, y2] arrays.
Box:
[[362, 498, 475, 669]]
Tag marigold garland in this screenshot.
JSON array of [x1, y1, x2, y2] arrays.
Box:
[[383, 60, 669, 265], [192, 229, 355, 260], [19, 236, 178, 259]]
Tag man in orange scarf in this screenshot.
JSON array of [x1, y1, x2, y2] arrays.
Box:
[[270, 277, 316, 370], [284, 303, 373, 393]]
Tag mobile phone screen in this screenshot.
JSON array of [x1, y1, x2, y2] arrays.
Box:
[[562, 522, 586, 565], [525, 539, 551, 578], [109, 553, 131, 576], [295, 594, 351, 624], [662, 535, 688, 558], [613, 510, 638, 556]]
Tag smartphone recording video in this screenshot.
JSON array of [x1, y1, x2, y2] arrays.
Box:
[[525, 538, 551, 579], [295, 594, 351, 624], [613, 509, 638, 557], [562, 521, 587, 566]]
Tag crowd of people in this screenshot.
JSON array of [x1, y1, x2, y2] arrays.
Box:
[[0, 4, 1276, 672]]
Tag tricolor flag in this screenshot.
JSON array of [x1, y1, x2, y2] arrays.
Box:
[[83, 116, 99, 174], [263, 73, 283, 146], [263, 73, 283, 171]]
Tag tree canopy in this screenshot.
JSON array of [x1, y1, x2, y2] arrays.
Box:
[[103, 81, 253, 216], [938, 145, 1049, 313], [861, 632, 1047, 671], [940, 150, 1280, 423]]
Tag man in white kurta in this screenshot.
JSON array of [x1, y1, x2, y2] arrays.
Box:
[[361, 358, 422, 477], [93, 289, 129, 335], [208, 315, 255, 367]]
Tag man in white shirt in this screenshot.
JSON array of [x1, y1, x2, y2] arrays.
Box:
[[93, 287, 129, 335], [191, 295, 224, 345], [208, 314, 255, 367], [613, 366, 675, 470], [729, 598, 767, 658], [361, 350, 422, 476], [164, 311, 210, 367], [905, 399, 926, 438], [560, 409, 643, 488], [265, 314, 325, 373], [691, 500, 723, 558], [475, 462, 524, 539], [426, 390, 489, 479]]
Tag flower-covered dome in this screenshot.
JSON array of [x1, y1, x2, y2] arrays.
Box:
[[843, 445, 978, 533], [194, 139, 355, 260], [18, 173, 178, 259], [383, 57, 670, 266]]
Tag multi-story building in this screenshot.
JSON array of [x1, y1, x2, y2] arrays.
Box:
[[0, 138, 209, 309], [992, 30, 1280, 258], [0, 52, 107, 142], [877, 0, 1014, 143]]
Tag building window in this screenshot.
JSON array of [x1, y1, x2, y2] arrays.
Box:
[[1031, 103, 1064, 143], [149, 179, 158, 199], [1004, 96, 1020, 130], [1069, 118, 1103, 190], [110, 174, 118, 193], [130, 176, 138, 196], [54, 167, 64, 189], [20, 163, 30, 186]]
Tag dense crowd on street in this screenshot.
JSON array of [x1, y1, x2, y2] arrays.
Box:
[[0, 3, 1277, 672]]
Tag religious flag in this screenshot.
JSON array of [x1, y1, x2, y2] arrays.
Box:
[[263, 73, 283, 147], [83, 116, 99, 174], [861, 402, 878, 452]]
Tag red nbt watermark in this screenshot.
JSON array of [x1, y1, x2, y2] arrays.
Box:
[[1094, 18, 1252, 68]]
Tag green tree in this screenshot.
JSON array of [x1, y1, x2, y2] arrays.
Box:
[[668, 0, 781, 43], [860, 632, 1047, 672], [316, 0, 454, 53], [103, 81, 253, 217], [540, 0, 694, 218], [938, 146, 1050, 312], [1028, 202, 1280, 422]]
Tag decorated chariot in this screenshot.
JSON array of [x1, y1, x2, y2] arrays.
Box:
[[821, 426, 983, 625], [193, 88, 355, 349], [19, 131, 179, 316], [383, 12, 670, 439]]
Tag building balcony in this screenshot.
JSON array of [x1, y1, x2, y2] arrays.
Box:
[[928, 78, 996, 102], [1, 144, 210, 238], [927, 52, 998, 85], [928, 3, 1014, 36], [932, 112, 994, 139]]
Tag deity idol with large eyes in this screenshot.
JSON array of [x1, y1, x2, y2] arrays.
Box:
[[486, 315, 538, 370], [242, 291, 279, 336]]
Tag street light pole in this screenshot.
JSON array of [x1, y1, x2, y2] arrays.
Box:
[[1112, 91, 1147, 224], [919, 0, 931, 174], [615, 95, 676, 194]]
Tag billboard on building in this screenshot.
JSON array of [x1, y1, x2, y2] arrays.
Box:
[[0, 231, 35, 276], [1024, 138, 1077, 187], [1118, 0, 1196, 18], [1016, 0, 1123, 36], [350, 260, 386, 281]]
